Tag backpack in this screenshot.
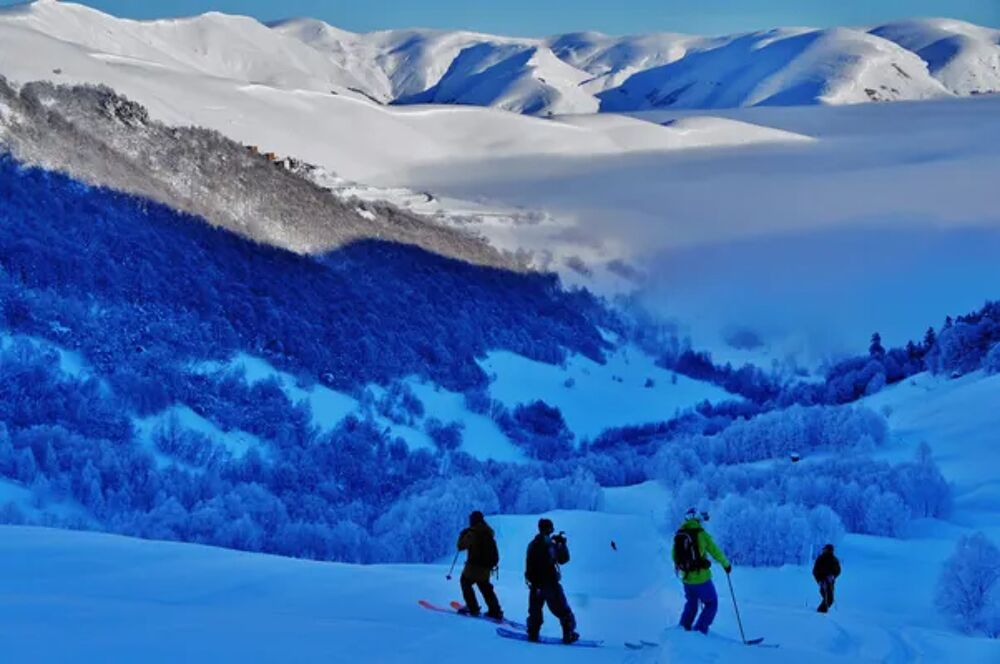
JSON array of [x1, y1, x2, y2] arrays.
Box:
[[483, 533, 500, 571], [673, 527, 707, 574], [525, 535, 556, 586]]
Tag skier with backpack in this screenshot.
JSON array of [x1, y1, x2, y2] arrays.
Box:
[[673, 508, 732, 634], [525, 518, 579, 644], [456, 510, 504, 620], [812, 543, 841, 613]]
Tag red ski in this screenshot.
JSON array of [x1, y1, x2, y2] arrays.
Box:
[[417, 600, 526, 630]]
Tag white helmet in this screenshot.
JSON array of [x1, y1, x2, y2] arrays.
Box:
[[685, 507, 709, 522]]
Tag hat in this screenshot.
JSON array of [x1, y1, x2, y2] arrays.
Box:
[[538, 518, 555, 534]]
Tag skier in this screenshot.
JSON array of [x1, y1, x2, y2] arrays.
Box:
[[812, 543, 841, 613], [456, 510, 503, 620], [525, 518, 579, 644], [672, 508, 731, 634]]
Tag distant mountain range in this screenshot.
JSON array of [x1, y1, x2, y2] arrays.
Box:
[[1, 1, 997, 116]]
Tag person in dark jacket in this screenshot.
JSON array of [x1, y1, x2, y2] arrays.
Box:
[[457, 511, 503, 620], [525, 518, 579, 644], [813, 543, 841, 613]]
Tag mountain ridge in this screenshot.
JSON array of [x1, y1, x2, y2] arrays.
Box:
[[2, 2, 998, 117]]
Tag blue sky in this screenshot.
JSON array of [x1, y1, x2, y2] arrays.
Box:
[[7, 0, 1000, 35]]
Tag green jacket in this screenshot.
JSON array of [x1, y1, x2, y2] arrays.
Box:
[[672, 518, 730, 585]]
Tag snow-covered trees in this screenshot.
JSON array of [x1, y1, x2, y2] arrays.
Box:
[[514, 477, 556, 514], [374, 382, 425, 426], [653, 412, 950, 548], [895, 443, 952, 520], [985, 343, 1000, 374], [373, 476, 500, 563], [0, 153, 626, 564], [0, 154, 608, 403], [513, 468, 604, 514], [663, 404, 888, 467], [424, 418, 464, 452], [0, 150, 989, 574], [0, 335, 614, 564], [936, 533, 1000, 637], [713, 497, 844, 566], [656, 304, 999, 407], [925, 304, 1000, 377], [499, 400, 575, 461]]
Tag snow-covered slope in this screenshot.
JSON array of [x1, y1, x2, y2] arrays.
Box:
[[4, 357, 1000, 663], [398, 42, 598, 115], [271, 22, 517, 102], [0, 0, 370, 96], [599, 27, 949, 111], [871, 19, 1000, 96], [0, 79, 508, 265], [266, 18, 396, 102], [546, 31, 703, 93], [864, 370, 1000, 509]]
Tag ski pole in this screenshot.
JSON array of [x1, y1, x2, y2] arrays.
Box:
[[445, 551, 459, 581], [726, 571, 748, 645]]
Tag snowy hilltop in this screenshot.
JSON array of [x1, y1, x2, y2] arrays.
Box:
[[0, 1, 998, 117]]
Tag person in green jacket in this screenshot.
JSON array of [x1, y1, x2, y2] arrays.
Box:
[[672, 508, 731, 634]]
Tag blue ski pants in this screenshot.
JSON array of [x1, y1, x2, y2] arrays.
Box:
[[680, 579, 718, 634]]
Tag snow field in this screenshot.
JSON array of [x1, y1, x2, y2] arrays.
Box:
[[482, 346, 733, 440]]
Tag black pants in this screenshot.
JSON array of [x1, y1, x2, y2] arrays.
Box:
[[527, 582, 576, 638], [817, 579, 835, 612], [460, 573, 501, 616]]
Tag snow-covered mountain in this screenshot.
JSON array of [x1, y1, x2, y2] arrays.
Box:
[[0, 0, 371, 97], [272, 20, 601, 114], [547, 31, 703, 93], [273, 11, 998, 114], [3, 1, 996, 117], [871, 19, 1000, 96], [598, 27, 950, 110]]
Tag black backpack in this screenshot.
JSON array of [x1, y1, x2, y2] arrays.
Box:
[[673, 527, 707, 573], [483, 533, 500, 571]]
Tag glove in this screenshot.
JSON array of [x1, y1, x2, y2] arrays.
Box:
[[724, 564, 733, 574]]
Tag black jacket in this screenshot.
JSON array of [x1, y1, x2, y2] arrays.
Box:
[[525, 534, 570, 587], [458, 522, 496, 569], [813, 551, 841, 583]]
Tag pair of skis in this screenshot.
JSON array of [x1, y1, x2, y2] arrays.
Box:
[[419, 600, 774, 650], [418, 600, 602, 648]]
